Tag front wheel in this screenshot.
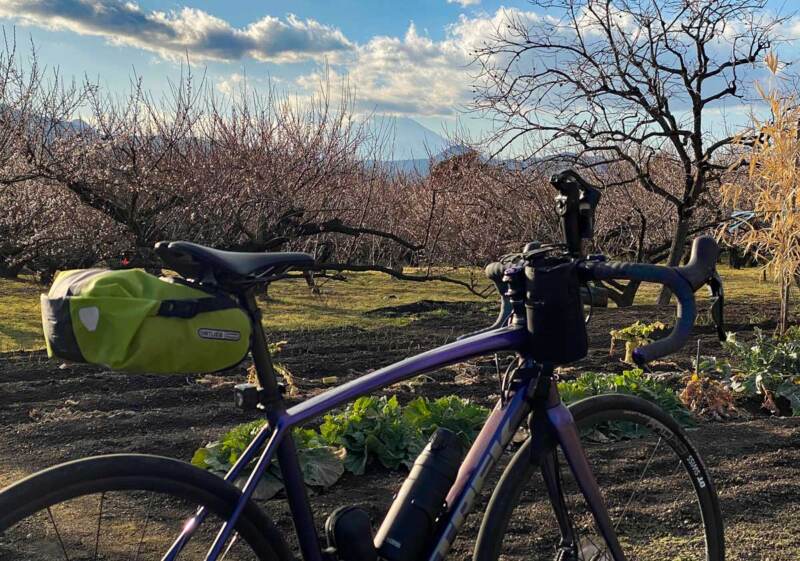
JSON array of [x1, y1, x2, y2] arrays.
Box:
[[0, 454, 293, 560], [474, 394, 724, 561]]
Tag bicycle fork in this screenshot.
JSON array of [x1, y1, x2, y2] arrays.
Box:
[[530, 380, 627, 561]]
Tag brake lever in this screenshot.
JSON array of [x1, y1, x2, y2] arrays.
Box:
[[456, 264, 514, 340], [489, 277, 513, 329], [707, 271, 725, 341]]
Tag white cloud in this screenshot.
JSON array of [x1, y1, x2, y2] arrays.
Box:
[[447, 0, 481, 7], [0, 0, 353, 62], [217, 72, 245, 96], [298, 8, 539, 117]]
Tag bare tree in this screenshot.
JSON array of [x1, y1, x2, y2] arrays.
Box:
[[473, 0, 785, 304], [0, 41, 489, 293]]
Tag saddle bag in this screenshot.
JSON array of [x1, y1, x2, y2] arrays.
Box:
[[41, 269, 252, 373], [525, 259, 588, 365]]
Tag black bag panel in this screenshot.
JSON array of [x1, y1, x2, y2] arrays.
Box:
[[40, 295, 86, 363], [525, 259, 588, 364]]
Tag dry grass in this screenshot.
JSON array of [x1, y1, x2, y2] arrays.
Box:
[[0, 263, 780, 353]]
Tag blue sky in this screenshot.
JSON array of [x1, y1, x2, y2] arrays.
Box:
[[0, 0, 796, 148], [0, 0, 536, 136]]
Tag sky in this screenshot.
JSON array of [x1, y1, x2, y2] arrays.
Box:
[[0, 0, 797, 152]]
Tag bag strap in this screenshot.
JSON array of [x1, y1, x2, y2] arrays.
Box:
[[157, 295, 238, 319]]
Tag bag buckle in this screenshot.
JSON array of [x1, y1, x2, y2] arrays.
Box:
[[158, 300, 198, 319]]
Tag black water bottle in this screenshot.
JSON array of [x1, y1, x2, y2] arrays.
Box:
[[374, 428, 464, 561]]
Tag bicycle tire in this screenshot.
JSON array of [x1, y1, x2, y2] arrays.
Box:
[[474, 393, 724, 561], [0, 453, 294, 561]]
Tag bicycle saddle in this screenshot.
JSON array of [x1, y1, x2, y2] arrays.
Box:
[[154, 241, 314, 281]]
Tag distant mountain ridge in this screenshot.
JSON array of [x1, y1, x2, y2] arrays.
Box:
[[35, 111, 597, 177]]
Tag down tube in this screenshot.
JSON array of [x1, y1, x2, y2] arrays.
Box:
[[426, 381, 533, 561]]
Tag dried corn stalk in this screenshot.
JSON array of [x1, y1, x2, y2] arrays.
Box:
[[723, 52, 800, 334]]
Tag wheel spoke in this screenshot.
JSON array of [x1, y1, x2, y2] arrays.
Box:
[[46, 506, 71, 561], [572, 435, 691, 560], [485, 401, 720, 561], [94, 491, 106, 560], [560, 468, 591, 561], [133, 494, 154, 561], [0, 456, 275, 560], [591, 437, 665, 560], [219, 533, 240, 560], [614, 437, 662, 531]]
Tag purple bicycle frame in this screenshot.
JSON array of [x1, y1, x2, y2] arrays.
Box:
[[162, 323, 625, 561]]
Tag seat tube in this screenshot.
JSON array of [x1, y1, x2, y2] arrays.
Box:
[[244, 289, 323, 560], [277, 433, 324, 561]]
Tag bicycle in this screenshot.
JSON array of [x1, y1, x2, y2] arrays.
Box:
[[0, 169, 726, 561]]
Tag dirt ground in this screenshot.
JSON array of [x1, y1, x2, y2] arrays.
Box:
[[0, 298, 798, 560]]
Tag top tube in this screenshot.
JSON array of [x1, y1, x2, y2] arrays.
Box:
[[285, 324, 529, 426]]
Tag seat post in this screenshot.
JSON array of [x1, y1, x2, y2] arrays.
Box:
[[242, 289, 285, 416], [242, 287, 325, 558]]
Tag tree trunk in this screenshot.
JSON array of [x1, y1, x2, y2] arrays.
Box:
[[604, 280, 641, 307], [656, 214, 691, 306], [0, 261, 22, 279]]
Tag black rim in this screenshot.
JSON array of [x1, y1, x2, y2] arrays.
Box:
[[0, 456, 285, 561], [476, 396, 723, 561]]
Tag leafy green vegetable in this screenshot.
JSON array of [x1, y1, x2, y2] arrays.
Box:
[[609, 321, 668, 344], [191, 419, 268, 472], [191, 421, 344, 499], [320, 396, 417, 474], [609, 321, 668, 363], [404, 395, 488, 446], [292, 428, 346, 488], [192, 394, 491, 491], [319, 395, 489, 474], [190, 442, 229, 473], [220, 419, 267, 464], [725, 328, 800, 415], [692, 355, 732, 379], [558, 369, 693, 428], [192, 375, 693, 493]]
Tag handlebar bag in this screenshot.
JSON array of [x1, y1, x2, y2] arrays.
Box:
[[41, 269, 252, 373], [525, 259, 588, 364]]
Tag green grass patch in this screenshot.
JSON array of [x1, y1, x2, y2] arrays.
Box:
[[260, 270, 485, 332], [0, 269, 485, 352], [634, 264, 777, 305], [0, 277, 45, 352], [0, 264, 781, 352]]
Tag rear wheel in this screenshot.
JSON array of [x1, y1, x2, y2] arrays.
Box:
[[474, 394, 724, 561], [0, 454, 293, 560]]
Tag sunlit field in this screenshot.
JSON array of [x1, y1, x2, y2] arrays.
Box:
[[0, 263, 779, 352]]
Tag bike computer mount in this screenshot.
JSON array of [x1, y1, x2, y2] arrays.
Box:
[[550, 169, 602, 257]]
